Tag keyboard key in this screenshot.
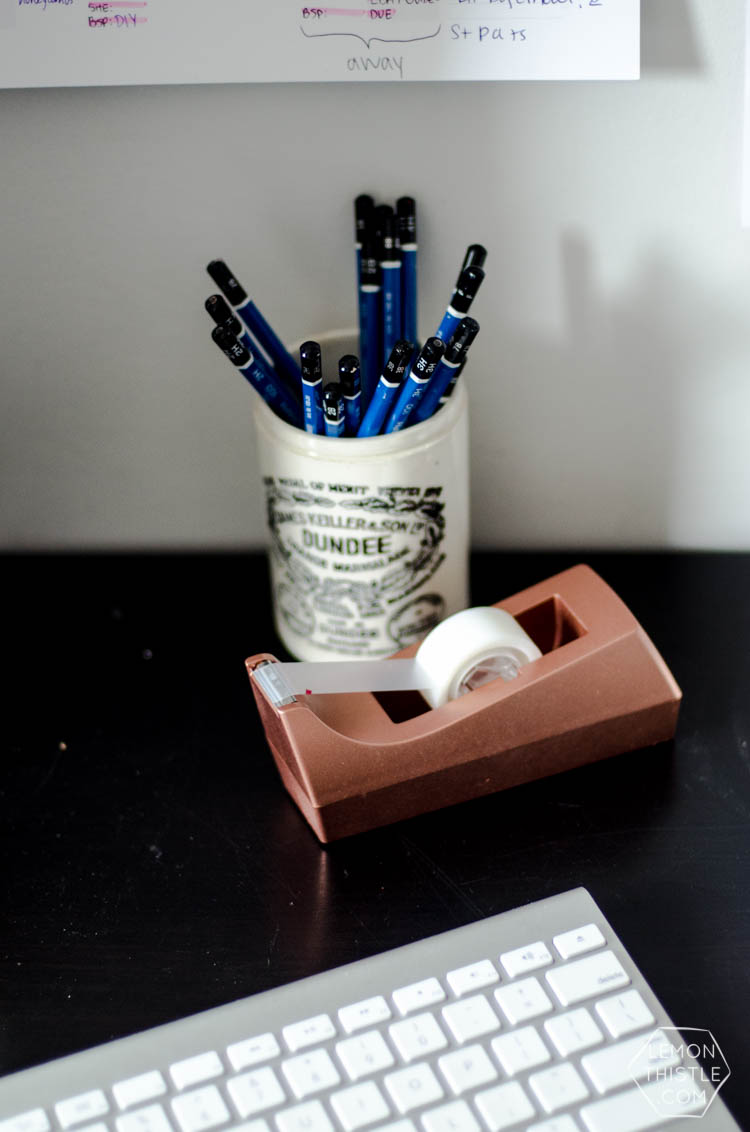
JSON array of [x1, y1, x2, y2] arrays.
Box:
[[228, 1068, 286, 1118], [170, 1053, 224, 1091], [474, 1082, 535, 1132], [389, 1013, 448, 1063], [281, 1050, 341, 1099], [445, 960, 498, 998], [526, 1120, 579, 1132], [227, 1034, 281, 1072], [171, 1086, 230, 1132], [393, 979, 445, 1016], [421, 1100, 480, 1132], [114, 1072, 167, 1110], [0, 1112, 49, 1132], [330, 1082, 390, 1131], [384, 1064, 444, 1114], [116, 1104, 172, 1132], [581, 1029, 680, 1095], [490, 1027, 550, 1076], [336, 1030, 395, 1081], [437, 1045, 496, 1095], [339, 997, 392, 1035], [283, 1015, 336, 1052], [276, 1101, 334, 1132], [378, 1123, 416, 1132], [493, 978, 552, 1025], [545, 951, 629, 1007], [56, 1092, 109, 1129], [580, 1077, 706, 1132], [441, 995, 499, 1044], [544, 1008, 603, 1057], [552, 923, 605, 961], [231, 1123, 270, 1132], [594, 990, 654, 1039], [528, 1063, 589, 1114], [499, 942, 552, 979]]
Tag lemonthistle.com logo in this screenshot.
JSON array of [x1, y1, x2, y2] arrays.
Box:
[[629, 1028, 730, 1119]]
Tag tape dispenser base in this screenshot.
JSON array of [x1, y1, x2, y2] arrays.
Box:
[[246, 565, 682, 842]]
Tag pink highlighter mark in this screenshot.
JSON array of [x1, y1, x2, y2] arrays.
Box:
[[316, 8, 369, 16]]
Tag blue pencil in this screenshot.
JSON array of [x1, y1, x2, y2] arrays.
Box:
[[458, 244, 487, 277], [357, 339, 414, 438], [339, 355, 362, 437], [358, 237, 381, 409], [211, 326, 300, 427], [383, 337, 444, 433], [397, 197, 417, 346], [322, 382, 346, 438], [354, 194, 374, 286], [207, 259, 301, 395], [299, 340, 324, 434], [205, 294, 289, 402], [439, 361, 464, 404], [380, 209, 402, 368], [434, 265, 484, 345], [411, 318, 479, 426]]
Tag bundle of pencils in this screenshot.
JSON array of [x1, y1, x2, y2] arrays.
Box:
[[204, 197, 486, 437]]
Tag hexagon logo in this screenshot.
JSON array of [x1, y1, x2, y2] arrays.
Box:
[[629, 1027, 731, 1119]]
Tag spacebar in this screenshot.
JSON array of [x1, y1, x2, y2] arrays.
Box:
[[580, 1077, 707, 1132]]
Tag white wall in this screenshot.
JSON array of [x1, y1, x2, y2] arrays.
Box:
[[1, 0, 749, 550]]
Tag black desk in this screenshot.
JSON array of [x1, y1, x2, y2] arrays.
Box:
[[2, 552, 749, 1127]]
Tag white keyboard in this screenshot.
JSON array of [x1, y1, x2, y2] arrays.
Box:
[[0, 890, 739, 1132]]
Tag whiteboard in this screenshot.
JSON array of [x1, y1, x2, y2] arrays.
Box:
[[0, 0, 639, 88]]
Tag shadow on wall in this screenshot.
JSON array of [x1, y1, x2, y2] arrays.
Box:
[[470, 232, 749, 547], [641, 0, 704, 73]]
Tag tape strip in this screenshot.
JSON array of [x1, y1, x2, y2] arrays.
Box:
[[273, 658, 430, 697], [254, 608, 541, 708]]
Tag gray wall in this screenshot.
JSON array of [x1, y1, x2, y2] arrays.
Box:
[[1, 0, 748, 549]]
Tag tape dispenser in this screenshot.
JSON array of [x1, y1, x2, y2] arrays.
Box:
[[246, 565, 681, 841]]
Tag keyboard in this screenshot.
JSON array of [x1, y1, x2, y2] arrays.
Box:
[[0, 889, 739, 1132]]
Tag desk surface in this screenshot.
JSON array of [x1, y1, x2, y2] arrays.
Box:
[[2, 552, 749, 1126]]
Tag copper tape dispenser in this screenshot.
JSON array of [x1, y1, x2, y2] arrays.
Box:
[[246, 565, 682, 842]]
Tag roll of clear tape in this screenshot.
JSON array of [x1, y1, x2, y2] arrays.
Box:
[[257, 607, 541, 707], [415, 606, 542, 708]]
